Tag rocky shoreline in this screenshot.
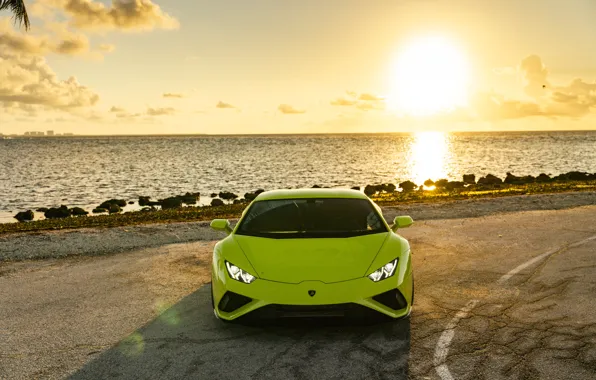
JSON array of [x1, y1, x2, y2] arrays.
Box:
[[8, 170, 596, 224]]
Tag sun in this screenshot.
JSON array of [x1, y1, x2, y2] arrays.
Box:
[[389, 36, 470, 116]]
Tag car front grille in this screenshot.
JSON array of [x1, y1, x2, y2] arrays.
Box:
[[246, 303, 383, 319]]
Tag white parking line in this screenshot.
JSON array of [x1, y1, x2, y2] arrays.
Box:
[[433, 233, 596, 380]]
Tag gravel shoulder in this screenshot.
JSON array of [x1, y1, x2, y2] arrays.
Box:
[[1, 191, 595, 262]]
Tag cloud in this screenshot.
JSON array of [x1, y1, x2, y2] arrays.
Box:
[[356, 102, 385, 111], [469, 92, 546, 120], [0, 20, 104, 57], [278, 104, 305, 114], [39, 0, 180, 32], [147, 107, 175, 116], [330, 97, 356, 106], [54, 35, 89, 55], [358, 93, 384, 101], [216, 101, 235, 109], [98, 43, 115, 53], [520, 55, 549, 99], [109, 106, 125, 113], [330, 92, 385, 111], [163, 92, 184, 98], [0, 50, 100, 111]]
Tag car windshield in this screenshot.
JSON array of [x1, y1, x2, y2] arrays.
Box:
[[236, 198, 387, 238]]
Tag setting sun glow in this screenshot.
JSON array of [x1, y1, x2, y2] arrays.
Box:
[[391, 36, 470, 116], [408, 131, 451, 186]]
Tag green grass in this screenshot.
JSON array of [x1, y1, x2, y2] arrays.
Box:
[[1, 180, 595, 235]]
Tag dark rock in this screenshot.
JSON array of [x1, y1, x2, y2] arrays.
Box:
[[219, 191, 238, 200], [233, 199, 247, 204], [147, 201, 161, 206], [177, 192, 199, 205], [36, 207, 49, 212], [139, 196, 151, 206], [364, 185, 377, 196], [210, 193, 218, 198], [536, 173, 551, 182], [434, 179, 449, 188], [99, 199, 126, 209], [108, 204, 121, 214], [70, 207, 88, 216], [463, 174, 476, 184], [423, 179, 435, 187], [244, 192, 258, 201], [445, 181, 465, 190], [566, 171, 589, 181], [351, 186, 360, 191], [211, 199, 224, 207], [14, 210, 34, 222], [399, 181, 417, 192], [92, 208, 108, 214], [312, 185, 321, 188], [381, 183, 396, 193], [504, 172, 520, 184], [161, 197, 183, 210], [505, 172, 535, 184], [45, 206, 70, 219], [477, 174, 502, 185], [128, 201, 134, 205], [254, 189, 265, 195]]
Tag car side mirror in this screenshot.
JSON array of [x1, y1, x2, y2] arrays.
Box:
[[211, 219, 232, 235], [392, 216, 413, 231]]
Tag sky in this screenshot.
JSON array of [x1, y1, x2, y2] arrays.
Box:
[[1, 0, 596, 135]]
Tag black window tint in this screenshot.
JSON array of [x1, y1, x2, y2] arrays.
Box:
[[236, 198, 387, 238]]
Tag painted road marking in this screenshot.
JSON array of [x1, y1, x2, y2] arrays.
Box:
[[433, 233, 596, 380]]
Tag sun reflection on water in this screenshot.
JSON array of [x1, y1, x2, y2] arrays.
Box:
[[407, 131, 451, 187]]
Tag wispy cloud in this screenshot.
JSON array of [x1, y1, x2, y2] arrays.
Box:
[[163, 93, 184, 99], [147, 107, 175, 116], [358, 93, 384, 101], [216, 101, 236, 109], [109, 106, 126, 113], [278, 104, 305, 114], [330, 97, 356, 106]]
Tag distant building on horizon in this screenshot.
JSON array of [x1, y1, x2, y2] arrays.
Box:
[[47, 130, 54, 136]]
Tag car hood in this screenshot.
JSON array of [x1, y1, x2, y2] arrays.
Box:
[[233, 233, 389, 284]]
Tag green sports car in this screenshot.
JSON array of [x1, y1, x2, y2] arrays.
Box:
[[210, 188, 414, 321]]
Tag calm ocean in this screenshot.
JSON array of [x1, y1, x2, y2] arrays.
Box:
[[1, 131, 595, 223]]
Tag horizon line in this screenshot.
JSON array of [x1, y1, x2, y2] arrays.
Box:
[[3, 129, 596, 138]]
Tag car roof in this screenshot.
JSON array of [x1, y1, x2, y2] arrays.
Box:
[[254, 188, 369, 201]]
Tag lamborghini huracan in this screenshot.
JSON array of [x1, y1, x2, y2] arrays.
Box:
[[210, 188, 414, 321]]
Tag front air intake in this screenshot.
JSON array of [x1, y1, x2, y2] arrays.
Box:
[[372, 289, 408, 310], [218, 291, 252, 312]]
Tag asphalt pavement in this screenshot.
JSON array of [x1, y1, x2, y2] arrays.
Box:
[[1, 205, 595, 379]]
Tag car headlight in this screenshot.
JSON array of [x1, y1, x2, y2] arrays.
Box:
[[225, 261, 256, 284], [368, 258, 398, 282]]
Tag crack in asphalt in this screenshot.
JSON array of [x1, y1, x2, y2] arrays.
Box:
[[433, 234, 596, 380]]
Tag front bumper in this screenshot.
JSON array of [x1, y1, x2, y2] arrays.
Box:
[[212, 269, 413, 321]]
